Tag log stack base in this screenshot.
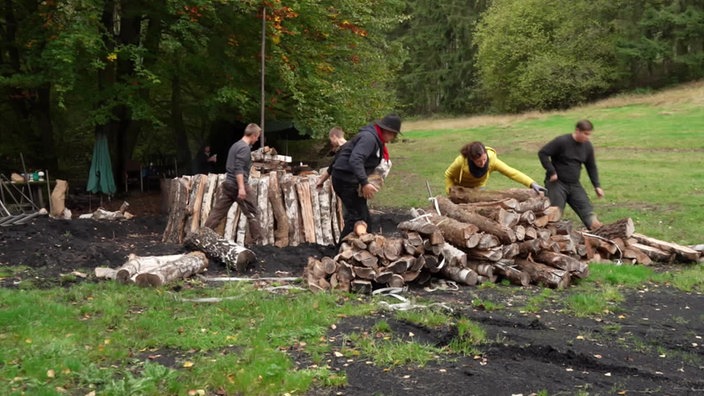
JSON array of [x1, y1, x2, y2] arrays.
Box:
[[302, 187, 702, 293]]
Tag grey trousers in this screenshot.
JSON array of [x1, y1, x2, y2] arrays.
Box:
[[204, 181, 262, 243], [545, 179, 596, 229]]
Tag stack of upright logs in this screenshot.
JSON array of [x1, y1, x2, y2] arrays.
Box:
[[303, 186, 702, 292], [162, 169, 343, 246]]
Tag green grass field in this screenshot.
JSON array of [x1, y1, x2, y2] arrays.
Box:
[[377, 81, 704, 245], [1, 82, 702, 395]]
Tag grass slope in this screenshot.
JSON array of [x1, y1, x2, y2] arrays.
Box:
[[377, 81, 704, 245]]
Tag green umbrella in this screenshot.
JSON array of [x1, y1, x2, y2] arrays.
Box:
[[86, 131, 116, 195]]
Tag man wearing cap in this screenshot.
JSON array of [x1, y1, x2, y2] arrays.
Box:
[[331, 114, 402, 243]]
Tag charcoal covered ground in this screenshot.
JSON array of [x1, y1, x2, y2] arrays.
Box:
[[1, 191, 703, 395]]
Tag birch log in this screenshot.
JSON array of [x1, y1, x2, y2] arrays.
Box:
[[308, 175, 324, 244], [200, 173, 220, 227], [135, 252, 209, 287], [268, 171, 290, 247], [515, 258, 571, 289], [281, 173, 302, 246], [184, 226, 256, 272], [116, 253, 187, 283], [189, 174, 208, 234]]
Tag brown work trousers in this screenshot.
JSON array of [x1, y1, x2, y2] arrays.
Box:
[[204, 181, 263, 243]]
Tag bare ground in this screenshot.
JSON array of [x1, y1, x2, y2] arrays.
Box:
[[1, 191, 703, 395]]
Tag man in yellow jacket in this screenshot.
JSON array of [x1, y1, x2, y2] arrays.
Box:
[[444, 141, 545, 193]]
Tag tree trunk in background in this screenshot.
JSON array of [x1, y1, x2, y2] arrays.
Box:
[[171, 74, 192, 174]]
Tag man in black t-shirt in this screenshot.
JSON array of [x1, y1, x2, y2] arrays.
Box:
[[538, 119, 604, 230]]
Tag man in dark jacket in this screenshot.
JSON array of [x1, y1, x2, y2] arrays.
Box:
[[331, 114, 402, 243], [538, 119, 604, 230]]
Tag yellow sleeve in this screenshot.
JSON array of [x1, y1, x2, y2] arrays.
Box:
[[492, 156, 535, 187], [444, 155, 464, 193]]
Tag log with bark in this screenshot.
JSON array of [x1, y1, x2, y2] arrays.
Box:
[[98, 252, 209, 287], [184, 226, 256, 272], [435, 195, 516, 244], [135, 252, 209, 287]]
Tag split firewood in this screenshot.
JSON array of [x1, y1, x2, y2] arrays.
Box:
[[627, 242, 673, 263], [423, 239, 443, 256], [375, 271, 393, 284], [383, 237, 404, 261], [162, 177, 190, 243], [468, 247, 503, 262], [440, 242, 467, 268], [477, 233, 501, 249], [135, 252, 209, 287], [534, 251, 589, 278], [352, 266, 376, 280], [403, 270, 422, 282], [493, 259, 530, 287], [295, 179, 316, 243], [439, 266, 478, 286], [550, 235, 576, 254], [367, 234, 387, 257], [590, 218, 635, 240], [423, 255, 442, 273], [268, 171, 290, 247], [388, 257, 414, 273], [435, 196, 516, 244], [409, 255, 426, 272], [465, 261, 496, 281], [429, 214, 480, 249], [518, 211, 536, 226], [200, 173, 220, 228], [189, 174, 208, 233], [387, 274, 405, 288], [354, 220, 368, 236], [184, 226, 256, 272], [501, 243, 520, 259], [280, 173, 303, 246], [397, 216, 445, 244], [622, 247, 652, 265], [351, 279, 372, 294], [352, 250, 379, 269], [514, 258, 571, 289], [631, 233, 700, 262], [334, 262, 353, 292]]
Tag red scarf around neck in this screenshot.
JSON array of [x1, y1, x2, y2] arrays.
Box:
[[375, 125, 390, 160]]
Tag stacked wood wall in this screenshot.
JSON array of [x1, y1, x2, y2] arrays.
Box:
[[162, 171, 342, 246]]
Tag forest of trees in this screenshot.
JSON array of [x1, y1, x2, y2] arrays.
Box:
[[1, 0, 702, 181]]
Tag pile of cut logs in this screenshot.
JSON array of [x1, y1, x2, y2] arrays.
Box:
[[161, 169, 343, 247], [304, 186, 703, 292]]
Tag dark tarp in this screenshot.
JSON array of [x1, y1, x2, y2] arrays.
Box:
[[86, 132, 116, 195]]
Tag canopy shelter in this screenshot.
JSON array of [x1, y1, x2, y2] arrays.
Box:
[[86, 131, 116, 197]]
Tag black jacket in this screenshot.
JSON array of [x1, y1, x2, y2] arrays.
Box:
[[331, 124, 383, 186]]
